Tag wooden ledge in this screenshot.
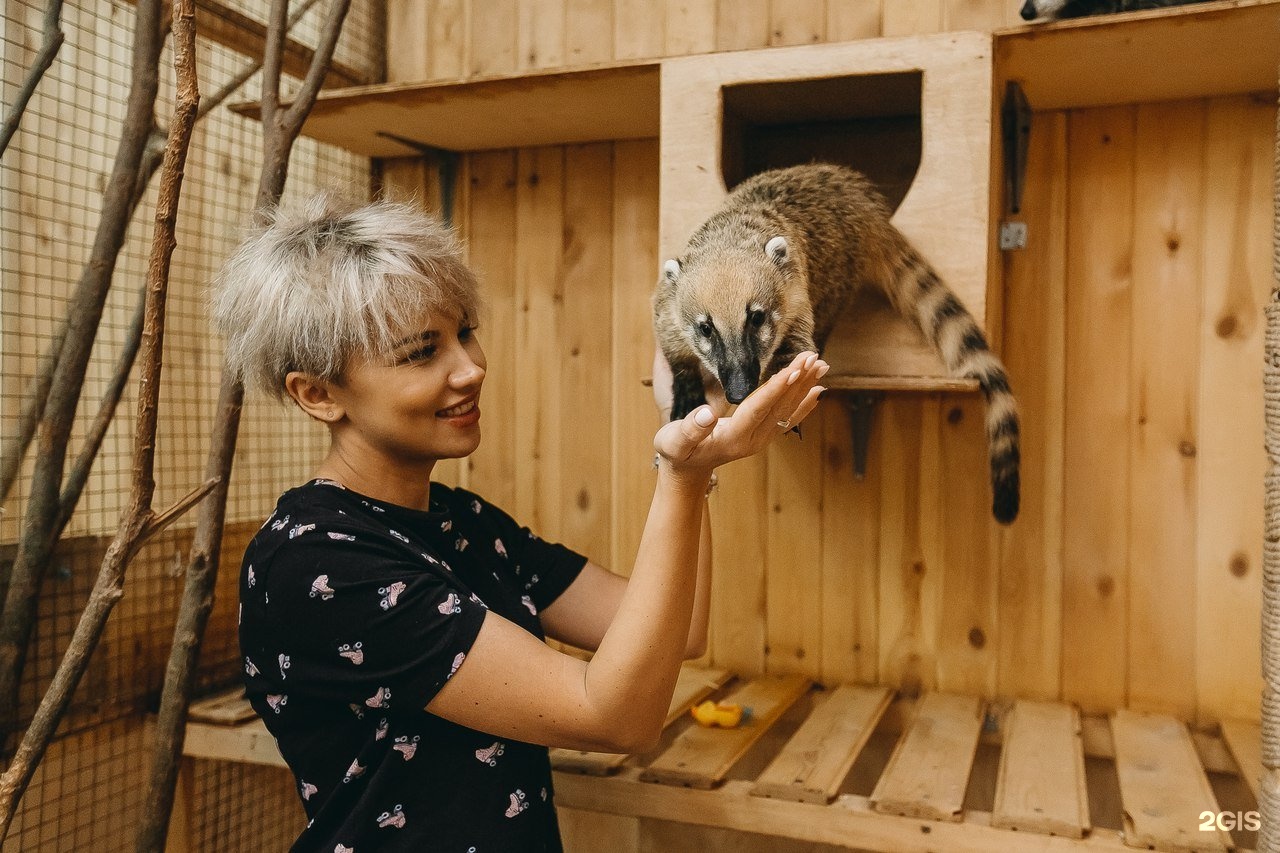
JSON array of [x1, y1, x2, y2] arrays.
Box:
[[230, 62, 660, 157], [996, 0, 1280, 110], [182, 670, 1262, 852]]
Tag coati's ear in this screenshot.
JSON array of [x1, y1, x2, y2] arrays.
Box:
[[765, 236, 788, 265], [663, 258, 681, 285]]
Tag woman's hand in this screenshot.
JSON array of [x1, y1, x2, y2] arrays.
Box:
[[653, 351, 827, 476]]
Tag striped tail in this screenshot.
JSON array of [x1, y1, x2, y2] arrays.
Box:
[[887, 248, 1021, 524]]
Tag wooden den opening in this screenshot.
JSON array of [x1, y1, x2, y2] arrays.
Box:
[[720, 70, 923, 213]]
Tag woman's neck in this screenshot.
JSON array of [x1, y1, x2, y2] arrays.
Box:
[[314, 443, 436, 511]]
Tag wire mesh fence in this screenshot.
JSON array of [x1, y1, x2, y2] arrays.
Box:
[[0, 0, 380, 848]]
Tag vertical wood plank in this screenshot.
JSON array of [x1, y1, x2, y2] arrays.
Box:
[[1197, 94, 1271, 723], [425, 154, 468, 487], [428, 0, 469, 79], [514, 147, 566, 535], [764, 415, 824, 677], [826, 0, 881, 40], [710, 452, 768, 674], [518, 0, 566, 70], [560, 143, 615, 560], [882, 0, 942, 36], [664, 0, 718, 56], [877, 396, 933, 694], [466, 150, 520, 510], [1127, 100, 1204, 717], [610, 140, 661, 576], [997, 110, 1067, 702], [936, 394, 996, 697], [470, 0, 518, 75], [768, 0, 824, 46], [566, 0, 614, 65], [820, 400, 881, 685], [716, 0, 769, 52], [1061, 106, 1134, 712], [615, 0, 666, 59], [386, 0, 430, 80]]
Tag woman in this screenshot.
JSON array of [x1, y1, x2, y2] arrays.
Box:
[[213, 193, 827, 852]]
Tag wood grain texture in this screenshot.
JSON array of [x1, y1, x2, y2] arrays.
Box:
[[1061, 106, 1134, 713], [1195, 94, 1271, 723], [1126, 99, 1204, 717], [996, 109, 1067, 702]]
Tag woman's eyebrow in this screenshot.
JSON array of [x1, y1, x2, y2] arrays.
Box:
[[392, 329, 439, 350]]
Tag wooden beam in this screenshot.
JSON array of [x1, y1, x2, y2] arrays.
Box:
[[122, 0, 373, 87], [232, 62, 660, 157], [996, 0, 1280, 110]]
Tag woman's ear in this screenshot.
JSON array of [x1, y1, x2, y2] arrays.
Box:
[[285, 371, 343, 424]]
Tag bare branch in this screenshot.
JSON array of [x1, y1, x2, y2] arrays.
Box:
[[53, 286, 148, 538], [282, 0, 353, 131], [0, 0, 201, 836], [0, 0, 167, 739], [0, 0, 320, 521], [134, 1, 351, 849], [258, 0, 288, 131], [0, 0, 67, 158]]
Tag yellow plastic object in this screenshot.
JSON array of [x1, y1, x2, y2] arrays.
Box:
[[690, 700, 744, 728]]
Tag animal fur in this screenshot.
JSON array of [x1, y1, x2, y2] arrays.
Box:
[[1019, 0, 1207, 21], [653, 163, 1021, 524]]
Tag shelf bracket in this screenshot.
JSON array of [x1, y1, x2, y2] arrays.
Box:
[[1001, 81, 1031, 216], [375, 131, 462, 228], [837, 391, 882, 481]]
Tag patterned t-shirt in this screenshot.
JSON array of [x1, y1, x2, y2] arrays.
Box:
[[239, 478, 588, 852]]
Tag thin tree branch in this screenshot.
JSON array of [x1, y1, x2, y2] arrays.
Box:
[[0, 0, 201, 837], [0, 0, 165, 740], [0, 0, 322, 538], [134, 2, 353, 849], [0, 0, 67, 158], [52, 286, 148, 538]]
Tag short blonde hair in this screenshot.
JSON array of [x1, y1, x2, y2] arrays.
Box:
[[212, 193, 480, 398]]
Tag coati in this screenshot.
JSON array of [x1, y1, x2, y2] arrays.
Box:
[[1019, 0, 1207, 20], [653, 163, 1021, 524]]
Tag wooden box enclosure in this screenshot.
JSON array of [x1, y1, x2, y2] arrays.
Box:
[[193, 2, 1280, 851], [660, 33, 995, 388]]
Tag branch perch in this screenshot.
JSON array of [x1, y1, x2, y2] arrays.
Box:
[[135, 2, 352, 850], [0, 0, 67, 158], [0, 0, 201, 837]]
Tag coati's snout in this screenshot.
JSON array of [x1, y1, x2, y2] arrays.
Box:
[[659, 236, 792, 407], [720, 363, 758, 405]]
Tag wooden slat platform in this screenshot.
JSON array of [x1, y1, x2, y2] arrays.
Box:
[[639, 674, 810, 788], [179, 668, 1260, 852], [868, 692, 984, 821], [1111, 708, 1232, 852], [1220, 718, 1263, 806], [751, 684, 892, 805], [992, 699, 1090, 838]]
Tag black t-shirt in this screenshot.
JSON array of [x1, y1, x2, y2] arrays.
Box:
[[239, 478, 588, 852]]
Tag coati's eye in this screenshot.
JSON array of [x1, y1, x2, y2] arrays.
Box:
[[748, 309, 767, 328], [697, 320, 713, 338]]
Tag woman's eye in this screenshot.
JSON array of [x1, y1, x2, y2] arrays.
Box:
[[460, 325, 477, 341], [403, 346, 436, 363]]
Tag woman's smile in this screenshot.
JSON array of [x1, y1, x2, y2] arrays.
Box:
[[437, 395, 481, 426]]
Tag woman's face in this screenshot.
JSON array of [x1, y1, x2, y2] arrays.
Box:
[[329, 313, 487, 468]]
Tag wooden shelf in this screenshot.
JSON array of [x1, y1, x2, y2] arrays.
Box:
[[179, 668, 1259, 852], [995, 0, 1280, 110], [230, 62, 660, 157]]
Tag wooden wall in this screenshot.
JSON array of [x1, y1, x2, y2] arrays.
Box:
[[383, 88, 1272, 731], [384, 0, 1026, 83]]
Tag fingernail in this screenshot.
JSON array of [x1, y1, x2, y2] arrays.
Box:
[[694, 407, 715, 426], [787, 369, 801, 386], [817, 364, 830, 378]]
